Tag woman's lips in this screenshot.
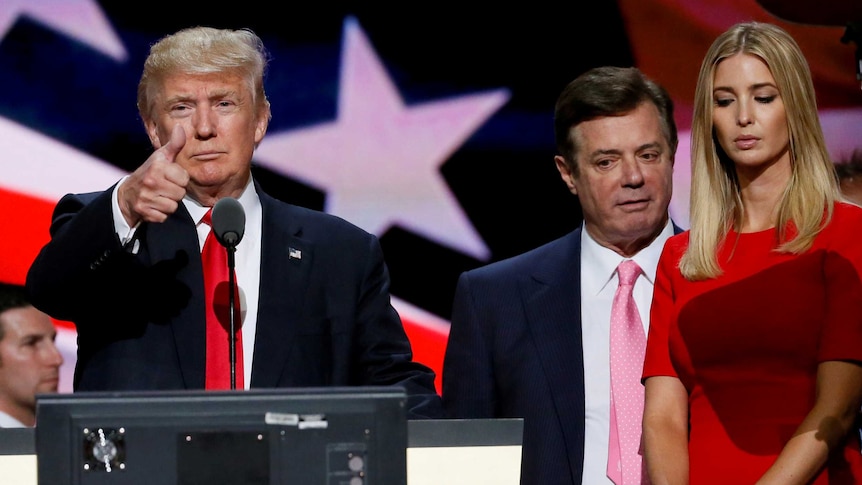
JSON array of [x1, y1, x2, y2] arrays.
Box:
[[734, 136, 758, 150]]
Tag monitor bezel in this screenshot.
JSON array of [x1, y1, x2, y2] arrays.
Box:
[[35, 386, 408, 485]]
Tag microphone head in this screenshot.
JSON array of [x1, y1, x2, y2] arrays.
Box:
[[211, 197, 246, 248]]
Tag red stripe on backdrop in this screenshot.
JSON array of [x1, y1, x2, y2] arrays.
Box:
[[0, 188, 77, 332], [52, 318, 76, 331], [401, 315, 449, 395], [0, 187, 55, 285]]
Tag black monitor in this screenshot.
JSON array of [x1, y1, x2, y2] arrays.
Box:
[[35, 386, 407, 485]]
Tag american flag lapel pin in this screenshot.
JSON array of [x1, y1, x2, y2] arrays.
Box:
[[289, 247, 302, 260]]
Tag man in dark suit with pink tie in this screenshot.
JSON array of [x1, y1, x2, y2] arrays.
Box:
[[442, 66, 682, 484]]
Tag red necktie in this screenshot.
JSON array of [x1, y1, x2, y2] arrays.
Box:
[[201, 209, 243, 390], [607, 260, 648, 485]]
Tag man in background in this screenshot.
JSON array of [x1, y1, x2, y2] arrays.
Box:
[[0, 282, 63, 428], [836, 150, 862, 205], [443, 66, 681, 484]]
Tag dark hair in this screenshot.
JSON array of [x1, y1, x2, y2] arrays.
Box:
[[0, 282, 31, 340], [553, 66, 678, 171], [835, 150, 862, 182], [0, 283, 30, 314]]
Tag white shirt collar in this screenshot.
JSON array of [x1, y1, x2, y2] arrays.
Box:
[[185, 178, 260, 226], [0, 410, 29, 428], [580, 219, 675, 296]]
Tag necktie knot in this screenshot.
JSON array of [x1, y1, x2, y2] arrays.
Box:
[[202, 208, 213, 227], [617, 260, 642, 288]]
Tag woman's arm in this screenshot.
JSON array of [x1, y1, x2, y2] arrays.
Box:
[[643, 375, 690, 485], [757, 360, 862, 484]]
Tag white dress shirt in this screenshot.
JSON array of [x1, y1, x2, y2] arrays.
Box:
[[579, 220, 674, 484], [0, 410, 28, 428]]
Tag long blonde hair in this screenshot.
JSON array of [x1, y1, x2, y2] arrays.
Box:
[[680, 22, 839, 281]]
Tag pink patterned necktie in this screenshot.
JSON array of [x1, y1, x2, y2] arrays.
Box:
[[607, 260, 648, 485]]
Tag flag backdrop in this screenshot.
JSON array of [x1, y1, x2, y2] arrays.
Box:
[[0, 1, 859, 394]]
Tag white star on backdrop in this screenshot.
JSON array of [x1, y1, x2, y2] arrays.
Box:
[[254, 17, 510, 260], [0, 0, 128, 200], [0, 0, 125, 60]]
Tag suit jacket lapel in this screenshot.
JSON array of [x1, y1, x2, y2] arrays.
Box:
[[521, 229, 586, 482], [146, 205, 207, 388], [251, 192, 314, 387]]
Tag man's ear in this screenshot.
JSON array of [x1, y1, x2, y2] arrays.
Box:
[[554, 155, 578, 195], [254, 109, 270, 144], [145, 120, 162, 149]]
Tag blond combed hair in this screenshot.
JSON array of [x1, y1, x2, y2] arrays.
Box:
[[680, 22, 839, 281], [136, 26, 272, 126]]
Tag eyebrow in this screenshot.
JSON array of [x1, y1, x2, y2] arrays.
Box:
[[21, 332, 55, 341], [589, 148, 622, 157], [163, 89, 239, 105], [713, 82, 777, 93], [588, 142, 663, 158]]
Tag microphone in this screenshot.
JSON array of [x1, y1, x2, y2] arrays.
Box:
[[210, 197, 245, 390], [211, 197, 246, 248]]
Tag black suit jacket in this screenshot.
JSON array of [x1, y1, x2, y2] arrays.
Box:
[[442, 224, 681, 484], [26, 180, 443, 419]]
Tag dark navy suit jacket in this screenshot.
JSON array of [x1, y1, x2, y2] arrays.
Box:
[[26, 180, 443, 419], [442, 224, 681, 484]]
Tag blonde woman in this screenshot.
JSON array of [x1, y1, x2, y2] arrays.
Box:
[[642, 22, 862, 484]]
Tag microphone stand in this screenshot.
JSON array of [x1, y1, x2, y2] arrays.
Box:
[[226, 244, 238, 390], [211, 196, 246, 392]]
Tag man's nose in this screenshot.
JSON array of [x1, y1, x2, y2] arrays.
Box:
[[192, 107, 216, 138]]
